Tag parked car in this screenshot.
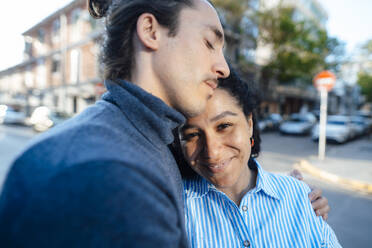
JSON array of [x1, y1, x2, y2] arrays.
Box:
[[258, 113, 283, 132], [0, 104, 26, 125], [355, 111, 372, 134], [312, 115, 355, 144], [350, 115, 369, 137], [279, 113, 316, 135], [30, 106, 71, 132]]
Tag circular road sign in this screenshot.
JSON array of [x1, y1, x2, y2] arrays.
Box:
[[313, 71, 336, 91]]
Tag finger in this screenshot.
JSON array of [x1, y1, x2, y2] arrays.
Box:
[[289, 169, 304, 181], [309, 188, 322, 202], [322, 213, 329, 221], [315, 205, 330, 220], [312, 196, 328, 212]]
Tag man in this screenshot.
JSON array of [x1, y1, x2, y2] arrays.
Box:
[[0, 0, 229, 247]]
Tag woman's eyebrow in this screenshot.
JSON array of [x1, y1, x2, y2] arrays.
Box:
[[210, 111, 237, 122], [181, 124, 198, 132]]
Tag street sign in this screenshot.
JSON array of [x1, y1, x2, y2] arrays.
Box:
[[313, 70, 336, 92], [313, 70, 336, 161]]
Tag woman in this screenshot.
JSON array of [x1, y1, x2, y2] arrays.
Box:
[[177, 70, 341, 247]]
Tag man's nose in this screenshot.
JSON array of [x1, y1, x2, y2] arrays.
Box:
[[212, 52, 230, 79]]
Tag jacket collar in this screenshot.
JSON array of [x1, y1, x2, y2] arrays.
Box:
[[102, 79, 186, 148]]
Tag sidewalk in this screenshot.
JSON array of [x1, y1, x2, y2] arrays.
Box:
[[294, 139, 372, 194]]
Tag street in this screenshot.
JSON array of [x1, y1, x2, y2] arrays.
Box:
[[258, 132, 372, 248], [0, 126, 371, 247]]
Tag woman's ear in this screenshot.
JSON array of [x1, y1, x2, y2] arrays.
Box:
[[136, 13, 161, 50], [247, 114, 254, 138]]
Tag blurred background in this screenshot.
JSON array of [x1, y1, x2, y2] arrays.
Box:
[[0, 0, 371, 247]]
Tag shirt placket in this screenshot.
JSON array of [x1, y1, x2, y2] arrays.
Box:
[[221, 193, 254, 248]]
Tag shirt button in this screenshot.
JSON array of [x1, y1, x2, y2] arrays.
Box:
[[242, 205, 248, 212], [243, 240, 250, 247]]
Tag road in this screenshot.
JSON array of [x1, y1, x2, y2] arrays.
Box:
[[0, 126, 371, 247], [258, 132, 372, 248], [0, 124, 36, 190]]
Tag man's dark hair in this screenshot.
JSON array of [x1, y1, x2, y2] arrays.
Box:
[[173, 68, 262, 179], [88, 0, 195, 80]]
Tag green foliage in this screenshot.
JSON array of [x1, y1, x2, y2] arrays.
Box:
[[211, 0, 247, 16], [258, 6, 344, 85], [357, 73, 372, 102], [211, 0, 250, 32], [362, 39, 372, 54]]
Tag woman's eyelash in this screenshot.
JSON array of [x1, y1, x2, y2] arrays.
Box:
[[217, 123, 232, 130], [182, 132, 199, 141]]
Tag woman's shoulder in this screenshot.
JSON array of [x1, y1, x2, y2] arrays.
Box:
[[262, 170, 311, 199]]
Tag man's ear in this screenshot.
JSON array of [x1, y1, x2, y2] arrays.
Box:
[[136, 13, 162, 50]]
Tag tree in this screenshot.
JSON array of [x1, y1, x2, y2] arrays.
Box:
[[258, 6, 345, 86], [362, 39, 372, 54], [211, 0, 249, 30], [357, 73, 372, 102], [211, 0, 259, 78]]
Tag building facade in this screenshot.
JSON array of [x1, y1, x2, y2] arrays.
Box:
[[0, 0, 103, 115], [0, 0, 332, 118]]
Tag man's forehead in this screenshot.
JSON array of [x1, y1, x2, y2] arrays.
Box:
[[182, 0, 222, 29]]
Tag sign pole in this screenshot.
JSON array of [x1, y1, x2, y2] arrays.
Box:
[[318, 87, 328, 160], [313, 70, 336, 161]]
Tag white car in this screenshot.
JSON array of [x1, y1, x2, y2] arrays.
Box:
[[258, 113, 283, 132], [0, 105, 26, 125], [279, 113, 316, 135], [351, 116, 369, 137], [312, 115, 354, 144]]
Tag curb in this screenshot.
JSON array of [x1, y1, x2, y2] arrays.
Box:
[[294, 159, 372, 195]]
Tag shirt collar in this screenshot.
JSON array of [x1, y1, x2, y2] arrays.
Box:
[[184, 160, 281, 201], [254, 160, 281, 200], [102, 79, 186, 148]]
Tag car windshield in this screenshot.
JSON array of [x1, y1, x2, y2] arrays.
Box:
[[52, 112, 70, 118], [352, 121, 364, 125], [290, 117, 307, 122], [328, 121, 347, 125]]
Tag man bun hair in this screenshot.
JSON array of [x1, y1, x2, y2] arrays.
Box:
[[88, 0, 112, 19], [87, 0, 195, 81]]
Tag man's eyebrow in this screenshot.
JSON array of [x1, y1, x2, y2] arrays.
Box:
[[205, 25, 224, 43], [210, 111, 237, 122]]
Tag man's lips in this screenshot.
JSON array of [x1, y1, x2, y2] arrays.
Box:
[[204, 80, 218, 90]]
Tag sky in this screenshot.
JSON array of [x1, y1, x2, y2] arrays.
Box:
[[0, 0, 371, 71]]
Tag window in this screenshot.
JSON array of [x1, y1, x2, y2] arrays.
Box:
[[70, 49, 81, 84], [38, 29, 45, 43], [71, 8, 81, 25], [52, 19, 61, 36], [24, 41, 33, 57], [52, 54, 61, 73]]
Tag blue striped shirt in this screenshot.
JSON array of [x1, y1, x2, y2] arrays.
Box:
[[183, 161, 341, 248]]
